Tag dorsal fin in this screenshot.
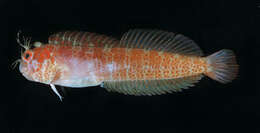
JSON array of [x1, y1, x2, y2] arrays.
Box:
[[119, 29, 203, 56], [48, 30, 203, 56], [102, 75, 204, 96], [48, 31, 119, 48]]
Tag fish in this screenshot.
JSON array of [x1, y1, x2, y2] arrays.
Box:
[[14, 29, 239, 101]]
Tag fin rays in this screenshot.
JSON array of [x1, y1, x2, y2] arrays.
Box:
[[48, 29, 203, 56], [102, 75, 203, 96], [119, 29, 203, 56]]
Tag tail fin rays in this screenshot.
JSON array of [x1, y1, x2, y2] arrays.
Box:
[[205, 49, 238, 83]]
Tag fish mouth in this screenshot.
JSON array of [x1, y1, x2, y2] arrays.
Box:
[[19, 61, 33, 81], [19, 61, 23, 73]]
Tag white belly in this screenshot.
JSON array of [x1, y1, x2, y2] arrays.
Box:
[[54, 76, 102, 88], [53, 58, 102, 88]]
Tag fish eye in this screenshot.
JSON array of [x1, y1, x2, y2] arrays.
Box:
[[23, 51, 33, 61], [25, 53, 30, 59]]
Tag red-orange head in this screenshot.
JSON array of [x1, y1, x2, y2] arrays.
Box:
[[15, 31, 58, 84]]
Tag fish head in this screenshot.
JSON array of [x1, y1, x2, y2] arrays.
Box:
[[19, 45, 59, 85]]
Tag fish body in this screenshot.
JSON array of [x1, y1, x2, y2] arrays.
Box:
[[17, 30, 238, 100]]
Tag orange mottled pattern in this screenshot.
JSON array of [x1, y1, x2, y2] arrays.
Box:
[[98, 48, 208, 81], [44, 32, 208, 83], [48, 44, 208, 82], [27, 45, 58, 83]]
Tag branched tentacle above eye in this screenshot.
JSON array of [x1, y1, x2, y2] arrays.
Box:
[[16, 30, 32, 50]]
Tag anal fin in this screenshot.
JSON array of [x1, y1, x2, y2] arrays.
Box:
[[102, 75, 204, 96]]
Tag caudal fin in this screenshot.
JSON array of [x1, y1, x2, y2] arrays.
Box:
[[205, 49, 239, 83]]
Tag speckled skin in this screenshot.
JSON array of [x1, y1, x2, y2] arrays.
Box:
[[20, 45, 208, 88], [19, 32, 208, 88]]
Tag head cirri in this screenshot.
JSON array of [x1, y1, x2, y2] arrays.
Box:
[[13, 31, 64, 101], [16, 31, 55, 84]]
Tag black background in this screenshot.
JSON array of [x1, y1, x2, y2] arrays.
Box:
[[1, 0, 258, 133]]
